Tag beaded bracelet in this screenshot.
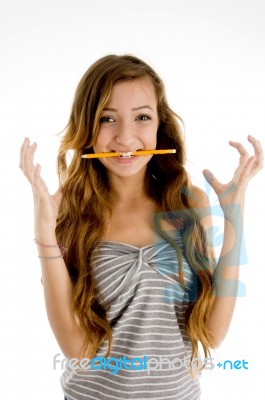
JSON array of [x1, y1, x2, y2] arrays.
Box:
[[34, 238, 67, 260], [38, 254, 65, 260], [34, 238, 68, 253]]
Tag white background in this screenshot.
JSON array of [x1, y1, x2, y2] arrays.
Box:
[[1, 0, 264, 399]]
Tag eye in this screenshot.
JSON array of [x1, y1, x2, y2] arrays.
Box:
[[136, 114, 151, 121], [99, 116, 115, 123]]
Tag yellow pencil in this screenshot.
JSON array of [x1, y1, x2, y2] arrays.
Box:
[[81, 149, 176, 159]]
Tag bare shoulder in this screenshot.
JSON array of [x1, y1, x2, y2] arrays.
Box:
[[187, 185, 209, 209]]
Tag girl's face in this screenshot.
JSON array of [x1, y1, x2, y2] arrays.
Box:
[[93, 78, 159, 178]]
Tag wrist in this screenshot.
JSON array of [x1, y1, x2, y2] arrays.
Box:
[[34, 229, 58, 243], [34, 209, 58, 233], [34, 237, 67, 259], [222, 202, 244, 223]]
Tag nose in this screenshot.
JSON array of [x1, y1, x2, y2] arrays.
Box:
[[114, 121, 136, 149]]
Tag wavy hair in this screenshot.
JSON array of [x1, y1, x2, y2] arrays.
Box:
[[56, 54, 216, 375]]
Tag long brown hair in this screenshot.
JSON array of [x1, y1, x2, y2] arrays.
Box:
[[56, 54, 216, 374]]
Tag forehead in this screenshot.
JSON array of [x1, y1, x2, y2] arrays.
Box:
[[106, 78, 157, 107]]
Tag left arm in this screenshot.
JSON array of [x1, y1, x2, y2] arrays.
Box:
[[197, 135, 263, 348]]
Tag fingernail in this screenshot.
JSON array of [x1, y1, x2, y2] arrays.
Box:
[[248, 134, 256, 141]]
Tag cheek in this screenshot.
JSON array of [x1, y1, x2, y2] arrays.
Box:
[[93, 142, 100, 153], [147, 127, 158, 146], [93, 132, 106, 152]]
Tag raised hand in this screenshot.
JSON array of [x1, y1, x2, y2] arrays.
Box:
[[202, 135, 263, 212], [19, 137, 63, 235]]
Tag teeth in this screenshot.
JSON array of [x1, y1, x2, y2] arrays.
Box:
[[118, 151, 133, 158]]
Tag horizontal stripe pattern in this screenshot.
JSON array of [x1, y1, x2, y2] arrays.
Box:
[[61, 233, 201, 399]]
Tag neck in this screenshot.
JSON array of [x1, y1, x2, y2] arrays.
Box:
[[108, 170, 149, 205]]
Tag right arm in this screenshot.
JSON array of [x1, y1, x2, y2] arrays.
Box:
[[19, 137, 88, 359]]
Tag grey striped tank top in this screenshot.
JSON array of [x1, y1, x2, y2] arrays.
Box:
[[61, 231, 201, 399]]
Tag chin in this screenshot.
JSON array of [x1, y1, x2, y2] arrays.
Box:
[[100, 157, 152, 179], [107, 164, 149, 179]]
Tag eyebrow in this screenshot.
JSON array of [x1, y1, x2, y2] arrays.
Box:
[[103, 105, 154, 112]]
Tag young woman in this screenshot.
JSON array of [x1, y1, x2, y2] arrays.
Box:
[[19, 54, 263, 400]]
